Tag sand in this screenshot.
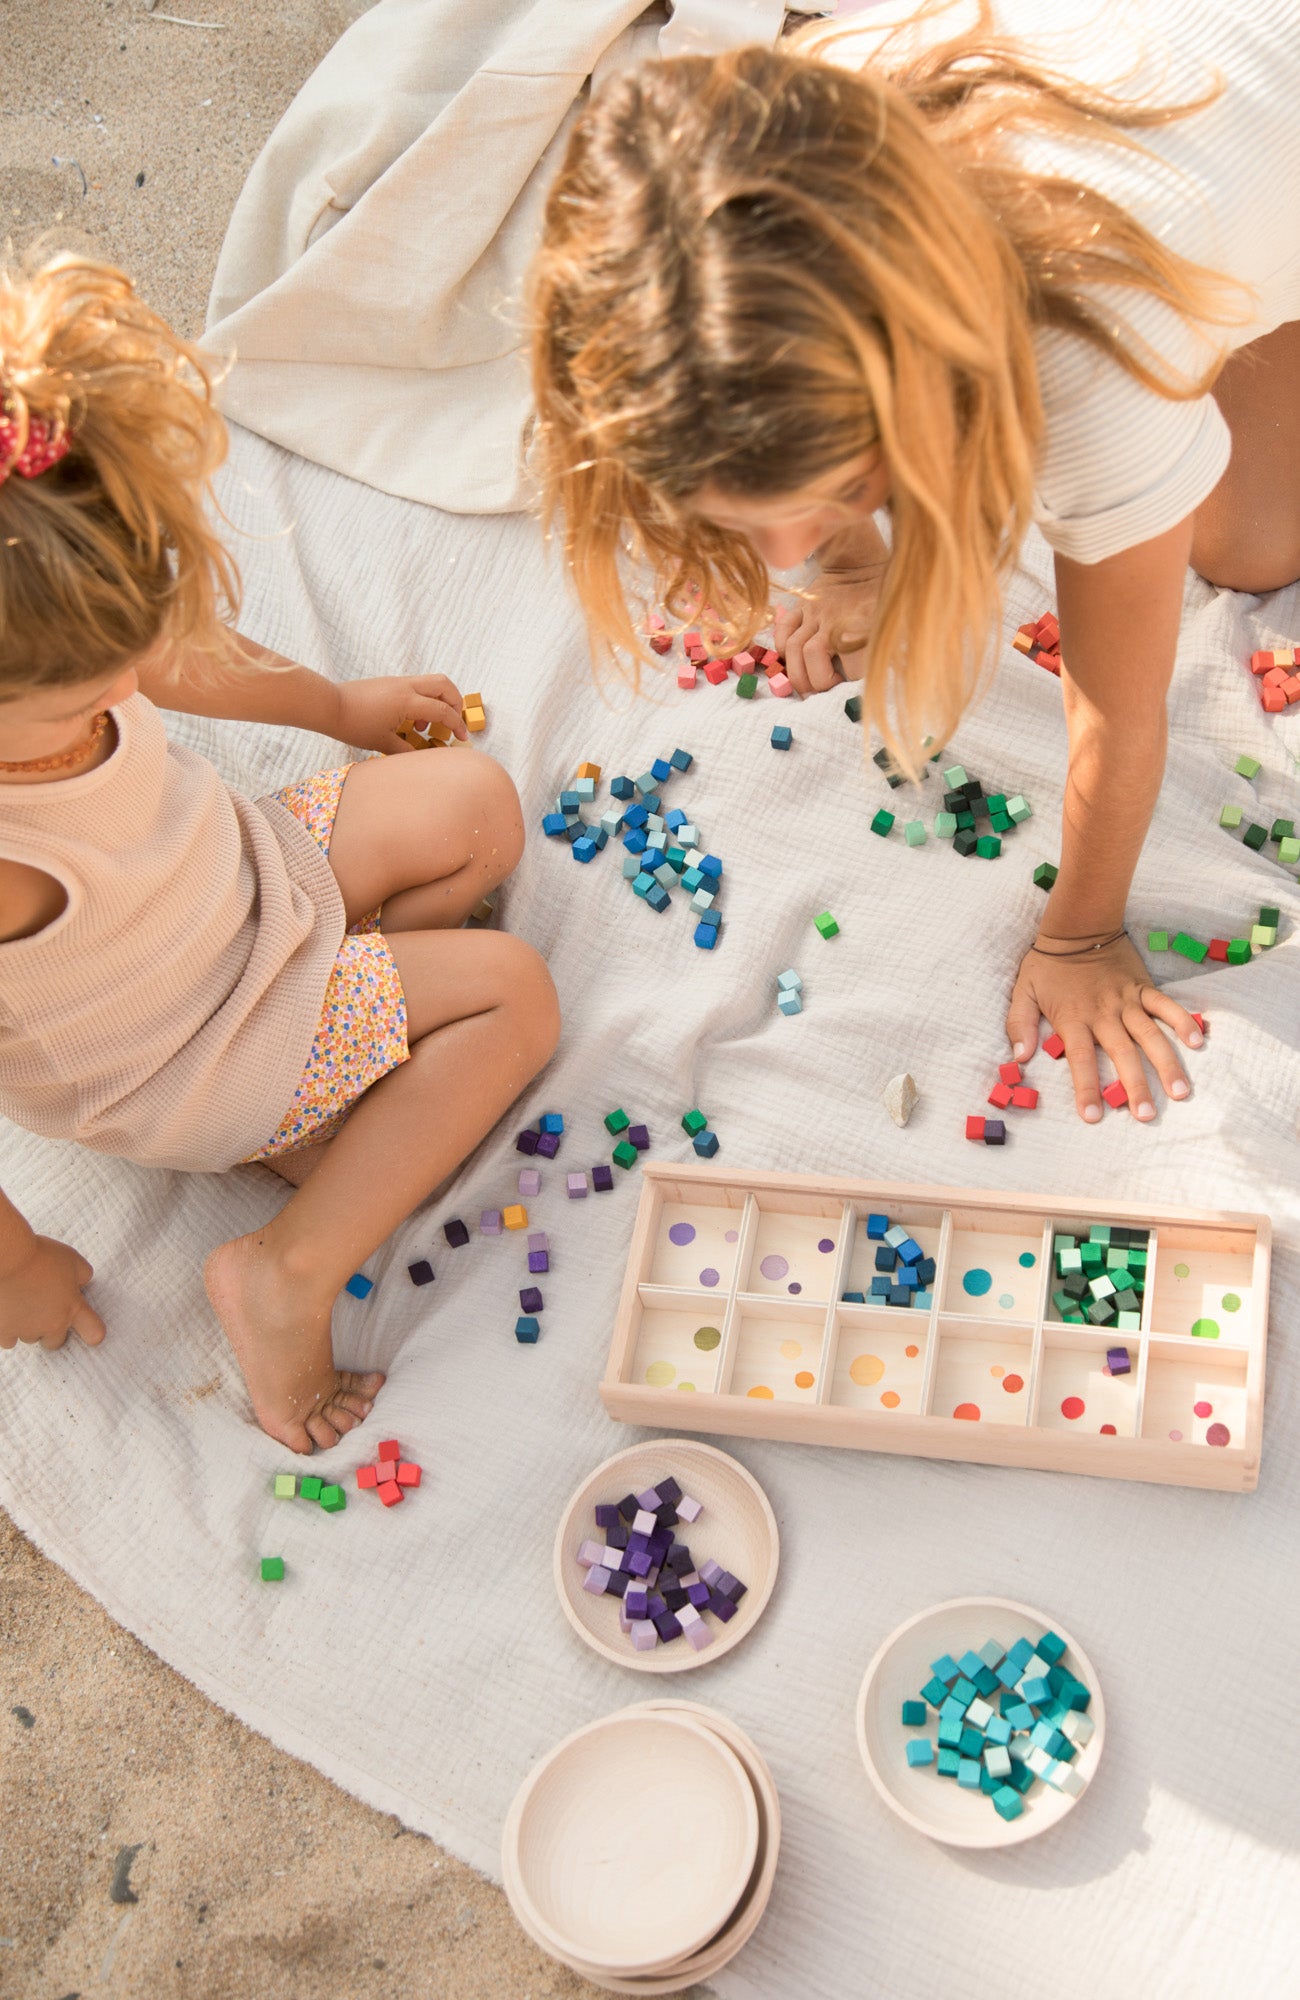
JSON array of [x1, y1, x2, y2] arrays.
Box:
[[0, 7, 697, 1996]]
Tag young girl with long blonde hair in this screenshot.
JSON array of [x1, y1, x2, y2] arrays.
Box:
[[0, 252, 558, 1453], [530, 0, 1299, 1123]]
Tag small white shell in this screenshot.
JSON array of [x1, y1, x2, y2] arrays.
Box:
[[883, 1072, 919, 1127]]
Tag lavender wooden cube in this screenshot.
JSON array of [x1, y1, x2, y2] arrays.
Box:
[[576, 1540, 606, 1567], [715, 1570, 747, 1603], [519, 1286, 544, 1313], [630, 1620, 658, 1650], [566, 1172, 589, 1198], [635, 1486, 661, 1510], [582, 1566, 613, 1595], [628, 1123, 650, 1150], [515, 1168, 540, 1197], [632, 1508, 658, 1536], [699, 1557, 723, 1587], [592, 1164, 615, 1192], [528, 1231, 550, 1253], [625, 1550, 652, 1577], [536, 1130, 561, 1159], [619, 1605, 634, 1633], [677, 1493, 703, 1523], [678, 1605, 713, 1650], [515, 1128, 539, 1155], [479, 1209, 503, 1235]]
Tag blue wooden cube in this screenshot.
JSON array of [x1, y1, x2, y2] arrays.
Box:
[[956, 1758, 982, 1790], [693, 1130, 720, 1157], [344, 1273, 373, 1300], [770, 724, 793, 750], [670, 748, 693, 771], [514, 1316, 540, 1343], [866, 1213, 890, 1239]]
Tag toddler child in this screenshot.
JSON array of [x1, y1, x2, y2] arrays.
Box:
[[0, 253, 559, 1453]]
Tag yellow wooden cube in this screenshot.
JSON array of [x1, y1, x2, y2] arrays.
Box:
[[503, 1204, 528, 1230]]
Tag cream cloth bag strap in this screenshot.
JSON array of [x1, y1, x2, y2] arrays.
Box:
[[205, 0, 805, 516]]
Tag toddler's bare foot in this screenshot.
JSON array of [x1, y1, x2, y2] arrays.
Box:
[[204, 1231, 384, 1454]]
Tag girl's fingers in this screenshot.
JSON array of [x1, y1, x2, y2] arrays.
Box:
[[1061, 1022, 1103, 1123], [802, 632, 841, 691], [407, 673, 463, 707], [39, 1321, 71, 1351], [1004, 979, 1042, 1064], [1096, 1020, 1156, 1123], [1122, 1002, 1190, 1103], [410, 700, 468, 742], [70, 1298, 107, 1347], [781, 619, 813, 695], [1138, 983, 1204, 1050]]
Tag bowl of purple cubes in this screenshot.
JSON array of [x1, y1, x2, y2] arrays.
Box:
[[856, 1595, 1106, 1848], [553, 1440, 779, 1672]]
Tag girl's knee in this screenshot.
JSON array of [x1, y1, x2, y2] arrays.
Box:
[[450, 751, 525, 875], [497, 935, 561, 1064]]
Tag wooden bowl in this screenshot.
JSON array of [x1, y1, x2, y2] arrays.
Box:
[[856, 1595, 1106, 1849], [502, 1708, 760, 1974], [553, 1439, 779, 1673]]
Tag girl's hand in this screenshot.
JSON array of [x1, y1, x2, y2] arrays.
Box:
[[0, 1233, 105, 1352], [1006, 932, 1203, 1123], [334, 675, 468, 755], [774, 564, 887, 697]]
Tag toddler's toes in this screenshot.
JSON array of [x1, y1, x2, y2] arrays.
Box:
[[305, 1409, 343, 1451]]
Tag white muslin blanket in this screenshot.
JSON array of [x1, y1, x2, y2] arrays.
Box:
[[1, 425, 1298, 1999]]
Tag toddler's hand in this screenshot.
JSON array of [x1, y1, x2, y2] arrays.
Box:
[[335, 675, 468, 755], [0, 1234, 105, 1352], [1006, 932, 1203, 1123]]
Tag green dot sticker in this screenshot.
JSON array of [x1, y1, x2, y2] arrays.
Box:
[[677, 1381, 697, 1392], [1222, 1293, 1242, 1312], [1190, 1318, 1220, 1340], [645, 1359, 676, 1385], [1174, 1263, 1190, 1279], [693, 1325, 721, 1351]]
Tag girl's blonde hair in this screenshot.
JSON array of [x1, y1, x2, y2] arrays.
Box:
[[0, 249, 239, 693], [530, 3, 1244, 767]]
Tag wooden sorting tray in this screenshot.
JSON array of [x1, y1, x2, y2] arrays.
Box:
[[600, 1163, 1270, 1491]]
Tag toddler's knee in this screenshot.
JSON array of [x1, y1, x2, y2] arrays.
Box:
[[499, 936, 561, 1069], [465, 752, 525, 873]]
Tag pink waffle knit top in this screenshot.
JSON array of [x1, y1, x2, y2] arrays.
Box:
[[0, 693, 346, 1171]]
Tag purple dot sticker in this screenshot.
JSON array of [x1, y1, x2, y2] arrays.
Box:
[[667, 1222, 696, 1246], [1169, 1429, 1183, 1442], [760, 1254, 789, 1281], [724, 1229, 739, 1243], [699, 1267, 720, 1288], [788, 1282, 802, 1295], [817, 1237, 835, 1254]]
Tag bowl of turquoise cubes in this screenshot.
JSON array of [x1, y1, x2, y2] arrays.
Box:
[[856, 1595, 1104, 1847]]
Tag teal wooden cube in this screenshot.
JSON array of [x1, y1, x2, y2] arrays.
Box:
[[956, 1757, 981, 1790], [985, 1715, 1012, 1746], [937, 1715, 963, 1749], [936, 1746, 961, 1778], [901, 1700, 928, 1726], [959, 1726, 984, 1758], [905, 1738, 934, 1768], [952, 1676, 977, 1706], [992, 1784, 1025, 1821]]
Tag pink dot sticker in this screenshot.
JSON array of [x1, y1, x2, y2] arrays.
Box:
[[1193, 1400, 1212, 1418], [1206, 1421, 1230, 1446]]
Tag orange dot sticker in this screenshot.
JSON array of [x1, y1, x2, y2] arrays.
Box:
[[747, 1384, 775, 1399], [905, 1344, 919, 1358], [954, 1402, 981, 1421], [991, 1365, 1005, 1378], [779, 1339, 803, 1360], [849, 1353, 885, 1387], [794, 1370, 815, 1389], [1002, 1373, 1024, 1394], [880, 1390, 901, 1409]]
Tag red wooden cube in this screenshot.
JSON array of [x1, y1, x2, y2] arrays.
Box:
[[965, 1115, 986, 1141], [1042, 1032, 1066, 1059], [649, 633, 673, 655], [395, 1462, 422, 1487], [356, 1464, 379, 1489], [1010, 1085, 1039, 1109], [998, 1061, 1022, 1086], [1101, 1080, 1128, 1109], [703, 659, 730, 685], [377, 1439, 401, 1462], [1191, 1012, 1207, 1033], [377, 1480, 404, 1507], [1207, 938, 1229, 960], [987, 1081, 1013, 1109]]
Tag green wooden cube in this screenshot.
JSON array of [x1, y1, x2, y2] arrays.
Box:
[[612, 1139, 639, 1169], [1242, 822, 1268, 850], [1006, 794, 1032, 823], [1259, 905, 1281, 927], [681, 1108, 708, 1135], [943, 765, 968, 787], [1146, 930, 1168, 952], [904, 820, 927, 846], [1219, 802, 1243, 828], [814, 910, 840, 938], [604, 1108, 630, 1134], [319, 1484, 346, 1513], [844, 693, 863, 723], [870, 810, 895, 837], [260, 1557, 285, 1583], [1033, 862, 1058, 890], [735, 672, 757, 698], [1269, 821, 1294, 842], [1226, 938, 1251, 964], [1172, 932, 1208, 962], [1278, 837, 1300, 864], [273, 1474, 297, 1500], [934, 812, 957, 837], [300, 1476, 322, 1502], [1233, 753, 1261, 779], [1251, 924, 1277, 949], [976, 834, 1002, 859]]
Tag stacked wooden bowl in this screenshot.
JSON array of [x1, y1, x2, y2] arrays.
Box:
[[501, 1702, 781, 1994]]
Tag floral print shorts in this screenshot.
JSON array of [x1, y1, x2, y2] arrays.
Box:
[[241, 765, 409, 1163]]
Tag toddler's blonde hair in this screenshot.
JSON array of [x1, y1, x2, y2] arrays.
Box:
[[530, 2, 1244, 768], [0, 249, 239, 694]]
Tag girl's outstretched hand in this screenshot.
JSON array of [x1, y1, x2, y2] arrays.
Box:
[[335, 674, 468, 754], [773, 565, 884, 696], [1005, 932, 1203, 1123], [0, 1233, 105, 1352]]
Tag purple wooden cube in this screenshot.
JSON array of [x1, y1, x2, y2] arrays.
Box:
[[635, 1486, 661, 1510], [528, 1231, 550, 1253], [479, 1209, 503, 1235], [653, 1611, 683, 1642], [536, 1130, 561, 1159], [984, 1119, 1007, 1145], [407, 1260, 435, 1286], [592, 1164, 614, 1192], [606, 1521, 629, 1550], [662, 1585, 687, 1612], [519, 1286, 544, 1313], [582, 1566, 612, 1595], [630, 1620, 658, 1650], [646, 1592, 668, 1619], [628, 1123, 650, 1151], [617, 1493, 639, 1521], [708, 1590, 739, 1623], [606, 1567, 629, 1598], [443, 1218, 470, 1247], [664, 1544, 692, 1574], [699, 1557, 723, 1586], [1107, 1345, 1132, 1375], [515, 1128, 539, 1155], [626, 1550, 652, 1577], [576, 1540, 605, 1567], [594, 1503, 621, 1531], [527, 1250, 549, 1274], [517, 1167, 541, 1196], [566, 1172, 589, 1198], [655, 1476, 683, 1506], [677, 1493, 703, 1523], [625, 1584, 649, 1619], [716, 1570, 747, 1603], [686, 1580, 711, 1609]]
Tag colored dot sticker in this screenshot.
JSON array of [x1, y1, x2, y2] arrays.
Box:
[[849, 1352, 885, 1387], [1222, 1293, 1242, 1312], [962, 1268, 992, 1297], [1174, 1262, 1190, 1278], [881, 1390, 901, 1409], [1018, 1251, 1036, 1268], [794, 1370, 815, 1389], [1191, 1318, 1220, 1339], [904, 1344, 919, 1358], [760, 1254, 789, 1280], [700, 1267, 720, 1288], [645, 1360, 675, 1387], [747, 1385, 775, 1400], [1061, 1396, 1085, 1421], [1002, 1374, 1024, 1395], [1169, 1429, 1183, 1442], [954, 1402, 981, 1421], [1193, 1400, 1212, 1418], [667, 1222, 696, 1246], [991, 1365, 1004, 1378], [677, 1382, 697, 1392], [779, 1339, 803, 1359], [1206, 1422, 1230, 1446], [724, 1229, 739, 1243], [998, 1293, 1015, 1310], [1100, 1423, 1117, 1435], [818, 1237, 835, 1253], [788, 1282, 803, 1295], [693, 1325, 721, 1351]]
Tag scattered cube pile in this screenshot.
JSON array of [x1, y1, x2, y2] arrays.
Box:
[[543, 752, 724, 950], [396, 692, 487, 748], [647, 614, 793, 699], [1050, 1225, 1149, 1329], [681, 1106, 719, 1158], [355, 1437, 422, 1506], [574, 1474, 747, 1654], [902, 1631, 1094, 1821], [1248, 645, 1300, 712], [1012, 612, 1062, 675]]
